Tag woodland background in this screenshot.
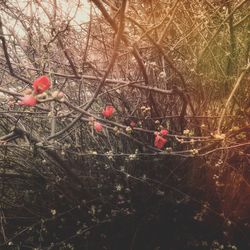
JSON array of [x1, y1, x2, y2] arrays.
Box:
[[0, 0, 250, 249]]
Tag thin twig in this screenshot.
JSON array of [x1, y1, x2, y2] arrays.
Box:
[[217, 63, 250, 133]]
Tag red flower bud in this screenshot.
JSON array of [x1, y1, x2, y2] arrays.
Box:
[[160, 129, 168, 136], [130, 121, 136, 128], [18, 95, 37, 106], [94, 122, 103, 132], [33, 75, 51, 94], [102, 105, 115, 118], [154, 134, 167, 149]]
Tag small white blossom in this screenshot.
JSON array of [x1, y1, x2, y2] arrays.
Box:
[[115, 184, 122, 191], [159, 71, 166, 79]]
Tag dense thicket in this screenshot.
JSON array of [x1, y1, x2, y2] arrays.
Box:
[[0, 0, 249, 249]]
